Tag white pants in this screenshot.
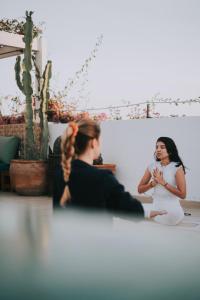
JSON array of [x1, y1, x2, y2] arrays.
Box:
[[143, 200, 184, 226]]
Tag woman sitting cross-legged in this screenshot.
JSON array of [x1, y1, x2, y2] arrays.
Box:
[[138, 137, 186, 225], [53, 119, 166, 220]]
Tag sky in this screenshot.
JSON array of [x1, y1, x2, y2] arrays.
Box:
[[1, 0, 200, 116]]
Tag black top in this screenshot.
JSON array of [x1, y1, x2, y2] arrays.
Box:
[[53, 159, 144, 217]]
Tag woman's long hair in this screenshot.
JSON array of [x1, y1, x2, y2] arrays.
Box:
[[60, 119, 101, 206], [155, 137, 186, 173]]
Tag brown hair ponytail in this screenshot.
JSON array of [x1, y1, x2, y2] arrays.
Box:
[[61, 122, 78, 182], [60, 119, 100, 206], [60, 122, 79, 206]]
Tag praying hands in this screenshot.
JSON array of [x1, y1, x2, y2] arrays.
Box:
[[153, 168, 166, 186]]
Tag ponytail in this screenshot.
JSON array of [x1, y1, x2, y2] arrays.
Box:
[[61, 122, 78, 182], [60, 119, 101, 206], [60, 122, 79, 206]]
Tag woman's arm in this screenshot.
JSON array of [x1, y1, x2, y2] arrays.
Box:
[[153, 167, 186, 199], [104, 171, 145, 217], [165, 167, 186, 199], [138, 168, 156, 194], [104, 171, 166, 219]]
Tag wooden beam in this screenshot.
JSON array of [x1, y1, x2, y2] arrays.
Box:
[[0, 50, 23, 59], [0, 31, 39, 52]]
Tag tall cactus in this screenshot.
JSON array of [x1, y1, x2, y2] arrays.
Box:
[[39, 61, 52, 159], [14, 11, 52, 160], [14, 11, 36, 159]]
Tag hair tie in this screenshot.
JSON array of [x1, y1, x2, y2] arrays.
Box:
[[69, 122, 79, 137]]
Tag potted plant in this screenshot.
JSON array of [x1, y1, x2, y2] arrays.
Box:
[[9, 11, 52, 195]]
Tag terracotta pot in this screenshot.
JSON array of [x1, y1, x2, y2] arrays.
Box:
[[10, 160, 48, 196]]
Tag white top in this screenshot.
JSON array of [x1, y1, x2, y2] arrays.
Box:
[[148, 161, 182, 202], [145, 161, 184, 225]]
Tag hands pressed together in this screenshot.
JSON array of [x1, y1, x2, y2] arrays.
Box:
[[149, 168, 168, 218], [151, 168, 166, 186]]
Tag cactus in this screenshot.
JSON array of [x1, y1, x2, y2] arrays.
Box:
[[14, 11, 52, 160], [39, 61, 52, 159]]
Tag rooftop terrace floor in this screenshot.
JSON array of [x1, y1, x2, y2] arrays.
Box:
[[0, 191, 200, 232], [0, 192, 200, 300]]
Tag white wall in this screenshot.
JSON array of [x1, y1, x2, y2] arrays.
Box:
[[48, 117, 200, 201], [100, 117, 200, 201]]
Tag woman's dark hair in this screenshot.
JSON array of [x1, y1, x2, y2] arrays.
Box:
[[155, 137, 186, 173]]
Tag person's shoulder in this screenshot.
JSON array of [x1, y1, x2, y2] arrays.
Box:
[[172, 162, 184, 172], [169, 161, 180, 170], [74, 160, 113, 177], [93, 166, 113, 177], [170, 161, 177, 167], [85, 167, 115, 189], [91, 167, 116, 186]]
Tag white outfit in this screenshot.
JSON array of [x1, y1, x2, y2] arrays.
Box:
[[148, 161, 184, 225]]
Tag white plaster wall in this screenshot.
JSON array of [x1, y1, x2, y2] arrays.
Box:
[[100, 117, 200, 201], [48, 122, 67, 150], [48, 117, 200, 201]]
